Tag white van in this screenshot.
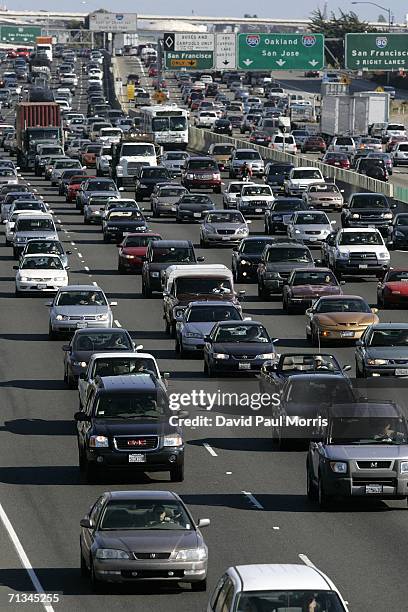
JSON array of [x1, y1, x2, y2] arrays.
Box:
[[270, 133, 297, 154]]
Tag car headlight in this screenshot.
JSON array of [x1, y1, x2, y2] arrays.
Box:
[[175, 547, 207, 561], [108, 226, 118, 230], [73, 361, 87, 367], [255, 353, 275, 359], [400, 461, 408, 473], [330, 461, 347, 473], [19, 275, 28, 282], [95, 548, 130, 560], [367, 359, 388, 365], [378, 252, 389, 259], [89, 435, 109, 448], [116, 166, 123, 176], [237, 227, 248, 234], [122, 254, 134, 259], [53, 277, 63, 282], [351, 213, 360, 218], [55, 314, 69, 321], [337, 251, 349, 259], [240, 259, 249, 265], [383, 213, 393, 219], [395, 230, 404, 237], [96, 313, 109, 321], [294, 229, 301, 234], [151, 271, 159, 277], [186, 173, 194, 179], [185, 332, 202, 338], [15, 236, 25, 242], [163, 433, 183, 447], [213, 353, 229, 359]]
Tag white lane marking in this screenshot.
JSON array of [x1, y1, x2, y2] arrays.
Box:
[[273, 526, 280, 530], [226, 471, 232, 475], [203, 442, 218, 457], [299, 553, 317, 568], [71, 242, 75, 246], [77, 252, 83, 259], [57, 219, 62, 224], [114, 320, 122, 328], [0, 502, 55, 612], [84, 266, 90, 272], [242, 491, 264, 510]]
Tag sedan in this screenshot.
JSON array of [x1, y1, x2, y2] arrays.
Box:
[[176, 194, 215, 222], [80, 491, 209, 592], [387, 213, 408, 249], [232, 236, 277, 282], [355, 323, 408, 378], [14, 254, 68, 295], [282, 268, 342, 313], [20, 239, 71, 269], [204, 320, 276, 376], [264, 198, 307, 235], [306, 295, 379, 345], [321, 152, 350, 170], [58, 168, 87, 196], [377, 268, 408, 308], [160, 151, 189, 176], [249, 130, 271, 147], [47, 285, 117, 339], [200, 210, 250, 247], [301, 135, 326, 154], [102, 208, 147, 243], [117, 232, 162, 274], [62, 327, 134, 387], [302, 183, 344, 211], [222, 181, 252, 209], [151, 184, 188, 218], [287, 211, 335, 245]]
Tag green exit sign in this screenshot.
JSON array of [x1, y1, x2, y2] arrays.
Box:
[[237, 33, 324, 71], [345, 33, 408, 71]]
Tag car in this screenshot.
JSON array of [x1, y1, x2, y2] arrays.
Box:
[[328, 135, 356, 154], [102, 208, 147, 244], [80, 490, 209, 590], [287, 210, 335, 245], [207, 143, 235, 172], [150, 184, 188, 218], [213, 119, 233, 136], [377, 268, 408, 307], [321, 151, 351, 169], [0, 166, 18, 186], [1, 191, 37, 222], [207, 563, 349, 612], [200, 210, 250, 247], [357, 136, 383, 152], [282, 268, 343, 313], [236, 183, 274, 217], [284, 166, 325, 197], [12, 213, 58, 258], [355, 156, 389, 181], [307, 402, 408, 508], [75, 375, 184, 482], [101, 198, 141, 221], [264, 197, 307, 235], [257, 241, 315, 298], [203, 320, 276, 377], [388, 213, 408, 250], [62, 327, 135, 388], [58, 168, 87, 196], [14, 253, 68, 295], [366, 151, 393, 175], [175, 193, 215, 222], [175, 301, 243, 355], [305, 295, 379, 345], [181, 156, 221, 193], [135, 166, 172, 201], [341, 192, 394, 235], [195, 110, 218, 129], [270, 133, 297, 154], [142, 240, 200, 297], [160, 150, 189, 176], [229, 149, 264, 178], [83, 194, 112, 224], [47, 285, 117, 339], [302, 182, 344, 212], [4, 203, 48, 245], [391, 141, 408, 166], [0, 184, 29, 206], [231, 237, 278, 282], [44, 155, 69, 181], [76, 178, 120, 212], [20, 239, 71, 269], [117, 232, 162, 274], [222, 181, 253, 210], [355, 323, 408, 378]]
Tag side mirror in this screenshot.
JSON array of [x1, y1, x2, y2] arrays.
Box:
[[371, 307, 378, 314], [61, 345, 71, 352], [305, 308, 312, 315], [343, 365, 352, 372], [197, 256, 205, 262], [80, 517, 92, 529], [134, 344, 144, 351], [197, 518, 210, 528], [45, 301, 52, 307], [79, 373, 86, 380], [204, 335, 212, 342], [110, 301, 118, 306], [74, 411, 90, 422], [66, 250, 72, 255], [355, 340, 363, 347]]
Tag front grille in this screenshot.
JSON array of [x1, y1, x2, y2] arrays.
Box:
[[67, 315, 97, 321], [217, 229, 235, 235], [390, 359, 408, 365], [133, 552, 171, 560], [349, 252, 377, 262], [352, 477, 396, 487], [232, 354, 256, 360], [114, 436, 158, 451], [121, 569, 185, 579], [305, 230, 321, 235], [356, 461, 392, 469], [127, 162, 143, 175]]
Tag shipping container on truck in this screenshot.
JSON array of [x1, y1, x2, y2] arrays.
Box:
[[320, 92, 389, 138], [16, 102, 62, 169]]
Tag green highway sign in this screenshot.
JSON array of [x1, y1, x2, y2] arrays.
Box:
[[0, 26, 42, 44], [345, 33, 408, 71], [164, 50, 214, 70], [237, 33, 324, 71]]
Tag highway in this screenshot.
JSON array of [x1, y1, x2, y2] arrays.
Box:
[[0, 54, 408, 612]]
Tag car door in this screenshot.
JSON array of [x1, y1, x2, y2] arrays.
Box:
[[81, 495, 106, 566], [355, 327, 369, 371], [79, 359, 95, 407], [78, 387, 96, 450]]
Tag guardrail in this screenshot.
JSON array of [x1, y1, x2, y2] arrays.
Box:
[[188, 126, 405, 202]]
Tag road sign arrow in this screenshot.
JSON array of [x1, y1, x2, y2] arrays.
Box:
[[276, 59, 286, 67], [309, 59, 318, 67], [243, 59, 253, 66], [223, 60, 229, 65]]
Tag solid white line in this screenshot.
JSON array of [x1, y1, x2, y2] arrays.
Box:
[[299, 553, 317, 568], [0, 502, 55, 612], [114, 319, 122, 327], [242, 491, 264, 510], [203, 442, 218, 457]]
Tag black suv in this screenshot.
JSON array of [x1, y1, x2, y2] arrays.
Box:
[[341, 192, 395, 236], [232, 236, 277, 282], [257, 241, 315, 298], [134, 166, 171, 200], [141, 240, 201, 297], [103, 208, 147, 243], [75, 374, 184, 483], [264, 198, 307, 234], [264, 162, 295, 194]]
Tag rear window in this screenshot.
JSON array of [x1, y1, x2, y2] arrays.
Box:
[[398, 144, 408, 152], [188, 159, 218, 171]]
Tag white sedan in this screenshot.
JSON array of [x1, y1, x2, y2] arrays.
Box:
[[15, 254, 69, 294]]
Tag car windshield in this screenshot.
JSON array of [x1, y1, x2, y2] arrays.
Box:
[[268, 165, 293, 176], [181, 195, 212, 204], [176, 277, 232, 295], [25, 241, 63, 255], [152, 247, 194, 263], [21, 256, 63, 270], [398, 144, 408, 152], [286, 379, 354, 404], [236, 590, 346, 611], [214, 324, 270, 343], [350, 195, 388, 209], [85, 146, 102, 154], [87, 181, 116, 192], [338, 232, 383, 245], [55, 160, 80, 168], [16, 218, 54, 231], [159, 188, 185, 197], [295, 213, 329, 225], [242, 240, 274, 254], [88, 197, 111, 207], [292, 271, 336, 285], [74, 331, 131, 351], [108, 210, 142, 220], [368, 329, 408, 347], [94, 392, 166, 419], [142, 168, 169, 178], [207, 212, 243, 223], [166, 152, 188, 160], [266, 248, 311, 263], [0, 169, 15, 176], [187, 306, 240, 322], [121, 144, 155, 156], [56, 290, 107, 306], [281, 354, 340, 372], [315, 298, 370, 313], [386, 270, 408, 281], [93, 358, 158, 377], [123, 235, 160, 247], [273, 200, 303, 212], [13, 202, 43, 211], [292, 169, 322, 179], [329, 417, 408, 445], [235, 151, 261, 160], [188, 159, 217, 170], [242, 186, 271, 196], [212, 146, 233, 155], [99, 499, 192, 531]]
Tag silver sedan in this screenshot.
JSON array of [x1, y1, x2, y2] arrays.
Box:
[[200, 210, 250, 247], [287, 211, 335, 245]]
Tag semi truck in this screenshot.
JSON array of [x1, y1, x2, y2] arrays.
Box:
[[16, 102, 62, 170], [320, 92, 389, 138]]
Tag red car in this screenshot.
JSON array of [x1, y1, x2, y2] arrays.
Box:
[[148, 65, 158, 77], [301, 136, 326, 154], [117, 232, 162, 274], [377, 268, 408, 308], [322, 152, 350, 169], [16, 47, 30, 58], [66, 175, 95, 203], [386, 135, 407, 153], [7, 49, 17, 59]]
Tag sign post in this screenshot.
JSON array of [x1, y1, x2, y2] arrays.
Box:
[[345, 33, 408, 71], [237, 33, 324, 71]]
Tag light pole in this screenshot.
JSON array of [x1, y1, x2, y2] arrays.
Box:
[[351, 1, 392, 83]]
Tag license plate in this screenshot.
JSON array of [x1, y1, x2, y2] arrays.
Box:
[[365, 484, 382, 494], [193, 212, 201, 218], [76, 322, 87, 329], [239, 362, 251, 369], [309, 237, 317, 242], [37, 284, 47, 289], [358, 264, 368, 269], [341, 331, 354, 337], [222, 236, 230, 241], [129, 453, 146, 463], [255, 208, 262, 213], [395, 368, 408, 376], [340, 147, 348, 151]]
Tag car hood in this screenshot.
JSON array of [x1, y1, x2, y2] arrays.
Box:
[[337, 245, 384, 254], [176, 292, 235, 305], [348, 207, 390, 215], [121, 247, 147, 256], [291, 284, 341, 297], [212, 342, 274, 355], [207, 222, 245, 231], [158, 196, 181, 205], [15, 230, 58, 240], [294, 223, 331, 232], [94, 530, 199, 552], [139, 178, 169, 185], [106, 220, 146, 229], [183, 322, 216, 336], [53, 305, 109, 315], [266, 262, 314, 272], [384, 281, 408, 293], [19, 268, 66, 277], [314, 313, 375, 326], [393, 226, 408, 235], [309, 193, 342, 200], [241, 195, 274, 201], [71, 347, 130, 362], [179, 203, 213, 212], [325, 444, 408, 460], [365, 347, 408, 359], [92, 419, 178, 436]]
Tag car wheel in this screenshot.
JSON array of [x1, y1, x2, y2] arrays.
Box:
[[80, 545, 89, 578], [90, 560, 105, 593], [48, 324, 57, 340], [170, 463, 184, 482], [310, 327, 319, 347], [355, 359, 365, 378], [191, 579, 207, 592], [207, 362, 215, 378], [306, 463, 318, 501], [318, 477, 331, 509], [377, 292, 384, 308], [67, 371, 76, 390], [213, 186, 221, 194], [84, 460, 98, 484], [84, 216, 90, 225]]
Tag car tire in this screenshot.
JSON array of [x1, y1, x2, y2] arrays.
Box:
[[318, 477, 331, 510], [48, 324, 57, 340], [67, 371, 76, 390], [355, 359, 365, 378], [118, 262, 126, 274], [306, 463, 318, 501], [84, 460, 98, 484], [170, 463, 184, 482], [90, 560, 105, 593], [191, 579, 207, 592], [213, 186, 221, 194]]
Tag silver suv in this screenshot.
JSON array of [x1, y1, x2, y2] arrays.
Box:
[[229, 148, 264, 178]]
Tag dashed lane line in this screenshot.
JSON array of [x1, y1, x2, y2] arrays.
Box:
[[203, 442, 218, 457]]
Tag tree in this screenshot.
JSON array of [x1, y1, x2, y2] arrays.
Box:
[[377, 14, 386, 22]]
